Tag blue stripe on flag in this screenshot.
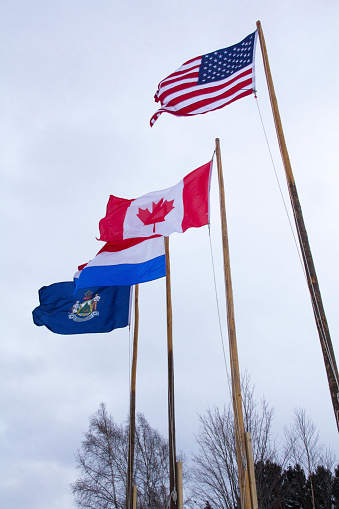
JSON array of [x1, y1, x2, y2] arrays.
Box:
[[75, 254, 166, 289]]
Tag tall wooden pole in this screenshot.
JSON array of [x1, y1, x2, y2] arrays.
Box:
[[256, 20, 339, 432], [245, 432, 258, 509], [165, 236, 178, 509], [215, 138, 252, 509], [127, 285, 139, 509], [176, 462, 183, 509]]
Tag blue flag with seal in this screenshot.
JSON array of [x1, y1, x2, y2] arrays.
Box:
[[33, 281, 131, 335]]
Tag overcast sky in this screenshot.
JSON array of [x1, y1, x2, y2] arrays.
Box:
[[1, 1, 338, 508]]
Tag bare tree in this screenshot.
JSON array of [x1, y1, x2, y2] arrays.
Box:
[[71, 403, 128, 509], [71, 404, 174, 509], [191, 405, 239, 509], [134, 413, 169, 509], [241, 372, 275, 464], [191, 373, 276, 509], [134, 414, 190, 509], [284, 407, 330, 509]]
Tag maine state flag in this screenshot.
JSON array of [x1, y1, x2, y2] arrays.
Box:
[[33, 282, 131, 335]]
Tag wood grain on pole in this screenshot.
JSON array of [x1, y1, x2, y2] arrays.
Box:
[[215, 139, 252, 509], [127, 285, 139, 509], [165, 237, 177, 509]]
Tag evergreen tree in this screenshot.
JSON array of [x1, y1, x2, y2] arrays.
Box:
[[281, 464, 307, 509], [255, 460, 283, 509], [332, 465, 339, 508], [308, 465, 335, 509]]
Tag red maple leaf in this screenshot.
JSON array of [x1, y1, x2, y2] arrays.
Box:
[[137, 198, 175, 232]]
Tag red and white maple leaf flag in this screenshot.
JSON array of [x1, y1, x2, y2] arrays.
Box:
[[98, 161, 212, 242]]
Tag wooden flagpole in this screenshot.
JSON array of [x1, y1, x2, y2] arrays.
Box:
[[127, 284, 139, 509], [245, 432, 258, 509], [215, 139, 252, 509], [256, 20, 339, 432], [165, 236, 178, 509]]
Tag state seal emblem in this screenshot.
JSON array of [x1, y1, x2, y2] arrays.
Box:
[[68, 290, 100, 322]]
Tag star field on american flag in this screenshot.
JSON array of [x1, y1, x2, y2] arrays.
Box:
[[198, 32, 256, 84]]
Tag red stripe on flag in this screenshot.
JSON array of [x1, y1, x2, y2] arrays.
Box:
[[157, 58, 201, 85], [157, 75, 200, 103], [172, 78, 254, 115], [170, 89, 253, 118], [151, 88, 253, 126], [160, 65, 200, 87], [99, 195, 133, 242], [98, 236, 161, 254], [158, 68, 253, 108], [77, 236, 162, 272], [182, 162, 212, 232]]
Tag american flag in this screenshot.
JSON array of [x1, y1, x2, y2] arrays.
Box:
[[150, 31, 257, 126]]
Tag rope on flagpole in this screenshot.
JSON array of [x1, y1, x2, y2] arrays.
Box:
[[207, 224, 232, 397], [208, 160, 249, 508], [207, 152, 244, 459], [255, 96, 339, 390], [254, 96, 305, 275]]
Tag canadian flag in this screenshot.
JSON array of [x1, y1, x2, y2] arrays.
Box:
[[98, 161, 212, 241]]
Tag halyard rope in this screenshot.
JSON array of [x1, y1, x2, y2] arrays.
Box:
[[255, 96, 339, 390]]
